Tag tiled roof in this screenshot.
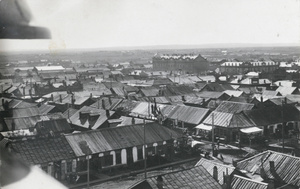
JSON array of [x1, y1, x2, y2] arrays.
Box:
[[146, 165, 222, 189], [215, 101, 254, 114], [237, 150, 300, 187], [195, 158, 235, 185], [65, 123, 183, 157], [230, 175, 268, 189], [11, 137, 76, 164]]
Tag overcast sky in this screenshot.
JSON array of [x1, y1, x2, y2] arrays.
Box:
[[1, 0, 300, 51]]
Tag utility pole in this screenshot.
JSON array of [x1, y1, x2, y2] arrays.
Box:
[[143, 118, 147, 179], [78, 141, 91, 189], [212, 112, 215, 156], [282, 100, 285, 152]]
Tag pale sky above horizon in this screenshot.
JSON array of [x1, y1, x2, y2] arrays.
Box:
[[1, 0, 300, 52]]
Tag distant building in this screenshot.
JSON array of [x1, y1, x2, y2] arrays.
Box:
[[220, 61, 279, 74], [152, 54, 209, 74]]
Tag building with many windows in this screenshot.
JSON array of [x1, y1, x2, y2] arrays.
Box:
[[152, 54, 209, 74], [220, 61, 279, 74]]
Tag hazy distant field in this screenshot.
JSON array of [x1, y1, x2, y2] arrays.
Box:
[[0, 46, 300, 66]]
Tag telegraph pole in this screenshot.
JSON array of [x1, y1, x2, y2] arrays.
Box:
[[212, 112, 215, 156], [282, 100, 285, 152], [143, 118, 147, 179]]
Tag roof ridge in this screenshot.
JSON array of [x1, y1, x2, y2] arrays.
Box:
[[233, 174, 269, 185]]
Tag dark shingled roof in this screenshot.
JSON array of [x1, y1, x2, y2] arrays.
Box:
[[11, 137, 76, 164]]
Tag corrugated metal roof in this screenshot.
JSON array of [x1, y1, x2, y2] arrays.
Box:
[[243, 105, 300, 126], [65, 123, 183, 157], [140, 88, 160, 97], [117, 116, 153, 126], [38, 104, 56, 114], [237, 150, 300, 187], [69, 106, 115, 130], [203, 111, 255, 128], [195, 158, 235, 185], [90, 97, 123, 110], [4, 113, 67, 131], [276, 86, 298, 96], [231, 175, 268, 189], [12, 107, 41, 118], [146, 165, 222, 189], [215, 101, 254, 113], [166, 105, 210, 125]]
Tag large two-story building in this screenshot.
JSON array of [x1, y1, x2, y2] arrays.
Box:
[[220, 61, 279, 74], [152, 54, 209, 74]]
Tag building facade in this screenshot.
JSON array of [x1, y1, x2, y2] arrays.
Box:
[[220, 61, 279, 74], [152, 54, 209, 74]]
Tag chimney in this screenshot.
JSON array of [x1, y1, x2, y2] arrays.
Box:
[[213, 166, 218, 182], [90, 93, 92, 98], [71, 94, 75, 105], [51, 94, 54, 101], [59, 94, 62, 103], [279, 82, 281, 86], [284, 97, 287, 104], [11, 121, 15, 131], [156, 175, 164, 189], [181, 95, 185, 102], [131, 117, 135, 125], [106, 110, 110, 117], [102, 99, 105, 109], [267, 179, 275, 189], [108, 96, 112, 105], [29, 88, 32, 96], [23, 87, 25, 96], [202, 98, 205, 105], [260, 96, 263, 102]]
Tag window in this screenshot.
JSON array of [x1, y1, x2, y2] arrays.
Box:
[[67, 161, 72, 172], [138, 148, 143, 160], [104, 155, 113, 166], [116, 151, 121, 164]]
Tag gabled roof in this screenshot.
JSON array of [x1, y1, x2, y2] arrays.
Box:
[[38, 104, 56, 114], [243, 105, 300, 126], [165, 105, 210, 125], [165, 85, 194, 96], [12, 107, 41, 118], [237, 150, 300, 187], [203, 83, 234, 92], [224, 90, 244, 97], [286, 94, 300, 103], [215, 101, 254, 114], [195, 158, 235, 185], [203, 111, 255, 128], [231, 175, 268, 189], [90, 97, 123, 110], [276, 86, 298, 96], [140, 87, 160, 97], [65, 123, 183, 157], [69, 106, 115, 130], [4, 113, 68, 131], [144, 165, 222, 189], [117, 116, 153, 126], [196, 91, 229, 100], [11, 136, 76, 164]]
